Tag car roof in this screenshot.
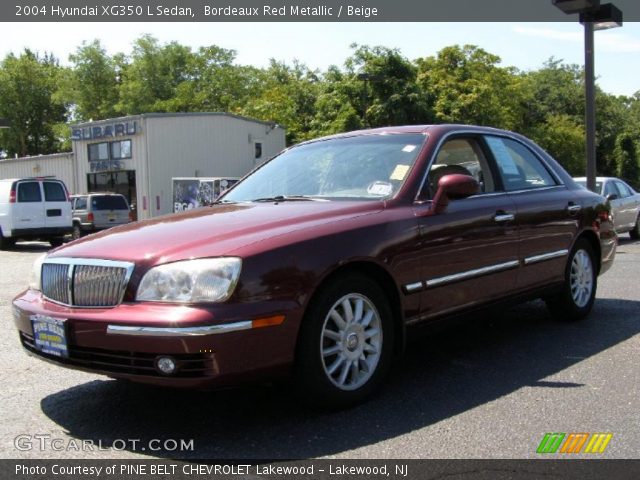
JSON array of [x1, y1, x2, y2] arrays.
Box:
[[295, 124, 517, 146]]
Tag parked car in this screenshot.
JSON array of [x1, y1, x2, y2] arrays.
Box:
[[574, 177, 640, 239], [13, 125, 617, 408], [0, 177, 72, 249], [71, 193, 131, 239]]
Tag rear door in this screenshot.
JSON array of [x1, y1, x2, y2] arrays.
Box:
[[612, 180, 637, 230], [43, 181, 71, 230], [483, 135, 577, 291], [13, 181, 45, 233]]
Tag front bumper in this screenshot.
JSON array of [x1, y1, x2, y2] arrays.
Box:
[[13, 290, 301, 389]]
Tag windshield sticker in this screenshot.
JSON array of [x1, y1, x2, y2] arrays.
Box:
[[402, 145, 417, 153], [486, 137, 520, 175], [390, 164, 410, 181], [367, 181, 393, 196]]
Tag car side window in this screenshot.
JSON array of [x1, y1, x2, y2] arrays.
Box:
[[426, 138, 495, 197], [17, 182, 42, 202], [74, 197, 87, 210], [484, 136, 557, 191], [604, 182, 618, 198], [614, 181, 631, 198]]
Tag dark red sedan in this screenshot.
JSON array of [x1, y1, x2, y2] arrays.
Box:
[[13, 125, 616, 408]]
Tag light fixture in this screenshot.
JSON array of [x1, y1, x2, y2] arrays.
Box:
[[552, 0, 600, 14], [581, 3, 623, 30]]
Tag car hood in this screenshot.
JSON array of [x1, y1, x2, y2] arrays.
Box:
[[49, 201, 383, 265]]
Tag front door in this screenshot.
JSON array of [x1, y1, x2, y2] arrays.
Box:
[[415, 136, 519, 320]]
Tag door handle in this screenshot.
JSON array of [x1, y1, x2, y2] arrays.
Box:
[[494, 212, 515, 223], [567, 203, 582, 213]]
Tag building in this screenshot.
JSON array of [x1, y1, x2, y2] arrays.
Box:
[[0, 113, 286, 220]]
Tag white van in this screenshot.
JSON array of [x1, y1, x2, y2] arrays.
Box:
[[0, 177, 73, 249]]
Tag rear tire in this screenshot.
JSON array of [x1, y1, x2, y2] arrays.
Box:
[[630, 214, 640, 240], [294, 274, 394, 409], [0, 234, 15, 250], [72, 224, 82, 240], [545, 239, 597, 322]]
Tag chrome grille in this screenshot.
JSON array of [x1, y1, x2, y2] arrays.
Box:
[[41, 258, 134, 308], [42, 263, 71, 305]]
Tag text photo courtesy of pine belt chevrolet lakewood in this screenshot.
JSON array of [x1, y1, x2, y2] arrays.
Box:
[[12, 124, 617, 409]]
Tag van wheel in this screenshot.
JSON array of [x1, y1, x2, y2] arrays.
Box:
[[72, 224, 82, 240], [294, 274, 394, 409], [545, 239, 597, 321], [0, 234, 15, 250], [49, 237, 65, 248]]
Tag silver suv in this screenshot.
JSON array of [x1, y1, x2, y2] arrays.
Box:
[[71, 193, 131, 239]]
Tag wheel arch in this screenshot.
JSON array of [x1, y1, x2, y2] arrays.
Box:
[[573, 229, 602, 275], [301, 261, 406, 359]]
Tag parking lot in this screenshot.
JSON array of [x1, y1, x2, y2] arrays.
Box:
[[1, 238, 639, 459]]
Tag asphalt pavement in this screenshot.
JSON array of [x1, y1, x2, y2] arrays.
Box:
[[1, 238, 639, 459]]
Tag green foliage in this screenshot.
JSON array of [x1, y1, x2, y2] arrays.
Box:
[[0, 49, 67, 156], [0, 37, 636, 174], [614, 132, 640, 189], [416, 45, 520, 129], [65, 40, 120, 121]]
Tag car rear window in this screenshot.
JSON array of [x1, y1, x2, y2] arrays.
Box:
[[91, 196, 128, 210], [43, 182, 67, 201]]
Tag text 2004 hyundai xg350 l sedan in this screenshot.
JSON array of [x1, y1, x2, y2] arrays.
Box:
[[13, 125, 616, 408]]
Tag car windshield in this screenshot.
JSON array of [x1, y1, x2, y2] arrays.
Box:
[[575, 180, 603, 195], [223, 133, 426, 202], [91, 196, 128, 210]]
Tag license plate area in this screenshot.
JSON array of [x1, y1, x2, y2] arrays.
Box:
[[30, 314, 68, 358]]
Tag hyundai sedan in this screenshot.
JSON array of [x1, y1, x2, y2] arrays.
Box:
[[13, 125, 617, 408]]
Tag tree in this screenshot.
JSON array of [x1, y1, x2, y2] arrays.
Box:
[[0, 49, 67, 156], [241, 60, 320, 144], [65, 40, 120, 121], [614, 132, 639, 189], [416, 45, 520, 129], [116, 35, 193, 114]]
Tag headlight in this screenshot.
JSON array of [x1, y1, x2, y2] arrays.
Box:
[[29, 254, 47, 291], [136, 258, 242, 303]]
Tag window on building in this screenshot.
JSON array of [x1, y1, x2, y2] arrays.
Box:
[[255, 142, 263, 159], [88, 142, 109, 161], [43, 182, 67, 201], [17, 182, 41, 202], [110, 140, 132, 160]]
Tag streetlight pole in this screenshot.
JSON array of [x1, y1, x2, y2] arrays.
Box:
[[584, 20, 597, 192], [552, 0, 622, 193]]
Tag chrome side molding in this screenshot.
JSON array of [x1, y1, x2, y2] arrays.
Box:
[[524, 249, 569, 265], [107, 321, 252, 337]]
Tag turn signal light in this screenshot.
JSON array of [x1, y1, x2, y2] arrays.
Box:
[[87, 212, 94, 222], [252, 315, 285, 329]]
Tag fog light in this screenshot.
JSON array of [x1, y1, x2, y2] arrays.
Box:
[[155, 356, 177, 375]]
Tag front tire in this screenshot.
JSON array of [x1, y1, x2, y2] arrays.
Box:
[[545, 239, 597, 321], [630, 214, 640, 240], [49, 237, 65, 248], [294, 274, 394, 409]]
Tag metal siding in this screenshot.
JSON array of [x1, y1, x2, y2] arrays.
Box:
[[71, 115, 149, 219], [146, 115, 286, 216], [0, 153, 75, 192]]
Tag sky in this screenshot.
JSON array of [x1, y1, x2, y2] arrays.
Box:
[[0, 22, 639, 96]]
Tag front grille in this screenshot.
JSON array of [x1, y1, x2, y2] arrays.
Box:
[[20, 332, 215, 378], [41, 258, 134, 308], [42, 263, 71, 305]]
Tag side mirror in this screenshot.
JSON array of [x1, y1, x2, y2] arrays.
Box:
[[431, 174, 480, 214], [606, 193, 618, 202]]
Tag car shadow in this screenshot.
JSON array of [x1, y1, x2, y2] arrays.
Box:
[[40, 297, 640, 459]]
